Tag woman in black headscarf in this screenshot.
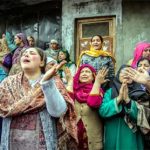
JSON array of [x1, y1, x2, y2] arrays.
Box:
[[99, 65, 149, 150]]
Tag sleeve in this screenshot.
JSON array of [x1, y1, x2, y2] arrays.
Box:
[[124, 100, 138, 120], [87, 95, 103, 108], [108, 57, 115, 79], [99, 89, 123, 118], [41, 78, 67, 117]]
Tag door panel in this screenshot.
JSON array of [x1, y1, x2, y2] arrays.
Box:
[[76, 17, 116, 62]]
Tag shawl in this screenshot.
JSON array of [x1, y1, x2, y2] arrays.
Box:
[[136, 102, 150, 134], [12, 33, 29, 65], [111, 65, 149, 101], [73, 64, 102, 103], [131, 42, 150, 68], [77, 46, 115, 67], [0, 72, 77, 144]]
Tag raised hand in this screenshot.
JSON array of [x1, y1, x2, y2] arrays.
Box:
[[41, 61, 66, 82], [116, 83, 125, 104], [124, 67, 150, 85], [64, 67, 73, 83], [95, 67, 109, 84], [122, 82, 130, 103]]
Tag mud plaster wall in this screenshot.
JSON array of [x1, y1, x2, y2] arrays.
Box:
[[122, 1, 150, 64], [62, 0, 123, 70]]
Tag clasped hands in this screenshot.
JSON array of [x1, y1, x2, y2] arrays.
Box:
[[117, 81, 130, 104]]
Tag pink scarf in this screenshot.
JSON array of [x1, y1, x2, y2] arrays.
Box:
[[73, 64, 97, 103], [131, 42, 150, 68]]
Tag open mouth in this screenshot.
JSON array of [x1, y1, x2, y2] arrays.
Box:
[[81, 76, 88, 80], [94, 45, 99, 47], [23, 59, 30, 63]]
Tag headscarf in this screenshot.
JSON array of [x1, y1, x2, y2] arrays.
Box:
[[16, 33, 29, 46], [111, 65, 150, 101], [12, 33, 29, 64], [77, 45, 115, 67], [73, 64, 102, 103], [131, 42, 150, 68]]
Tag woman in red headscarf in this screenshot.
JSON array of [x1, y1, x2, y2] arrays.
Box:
[[65, 64, 108, 150], [128, 42, 150, 68]]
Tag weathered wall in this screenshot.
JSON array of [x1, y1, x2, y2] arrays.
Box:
[[122, 1, 150, 63], [0, 1, 61, 49], [62, 0, 123, 69]]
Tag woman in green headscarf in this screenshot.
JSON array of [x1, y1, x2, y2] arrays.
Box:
[[57, 49, 76, 85]]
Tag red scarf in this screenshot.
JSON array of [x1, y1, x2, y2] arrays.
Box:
[[73, 64, 98, 103]]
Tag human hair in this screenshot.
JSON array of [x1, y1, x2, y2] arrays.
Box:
[[91, 35, 103, 43], [28, 36, 34, 40], [137, 57, 150, 67], [58, 49, 70, 62], [21, 47, 47, 73]]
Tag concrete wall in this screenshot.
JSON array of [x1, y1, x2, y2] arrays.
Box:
[[62, 0, 123, 70], [122, 1, 150, 64]]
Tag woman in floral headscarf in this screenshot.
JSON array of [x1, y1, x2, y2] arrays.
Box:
[[128, 42, 150, 68], [0, 47, 77, 150]]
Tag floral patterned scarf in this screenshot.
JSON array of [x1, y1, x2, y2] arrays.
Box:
[[0, 72, 78, 147]]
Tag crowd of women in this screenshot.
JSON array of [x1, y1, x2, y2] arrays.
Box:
[[0, 32, 149, 150]]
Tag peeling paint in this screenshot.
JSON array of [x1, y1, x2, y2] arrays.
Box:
[[62, 0, 122, 69]]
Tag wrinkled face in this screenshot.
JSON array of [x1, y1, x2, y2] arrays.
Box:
[[137, 59, 150, 72], [14, 36, 22, 46], [58, 51, 66, 61], [27, 37, 35, 47], [91, 36, 102, 50], [119, 68, 133, 84], [50, 42, 59, 50], [20, 48, 44, 72], [79, 67, 94, 83], [142, 47, 150, 59]]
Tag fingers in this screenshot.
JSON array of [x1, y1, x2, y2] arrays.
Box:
[[119, 82, 125, 96], [64, 67, 71, 75], [123, 68, 136, 79], [124, 68, 137, 76], [98, 67, 108, 77], [103, 79, 110, 83]]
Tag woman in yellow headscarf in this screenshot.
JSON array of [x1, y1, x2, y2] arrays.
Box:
[[78, 35, 115, 91]]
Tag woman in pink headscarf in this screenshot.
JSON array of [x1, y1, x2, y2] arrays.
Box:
[[128, 42, 150, 68], [65, 64, 108, 150]]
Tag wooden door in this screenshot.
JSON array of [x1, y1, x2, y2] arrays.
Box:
[[76, 17, 116, 62]]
